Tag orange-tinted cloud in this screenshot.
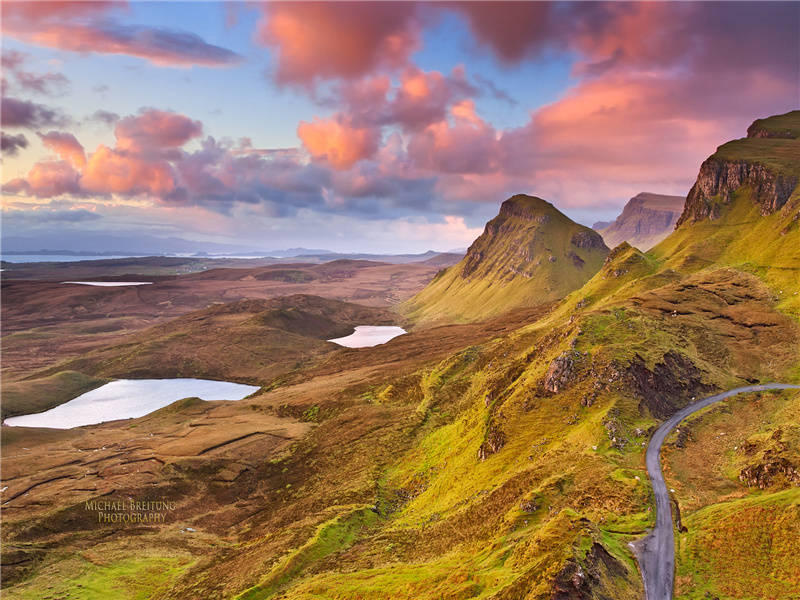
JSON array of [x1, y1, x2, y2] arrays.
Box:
[[257, 1, 419, 85], [390, 67, 475, 130], [38, 131, 86, 169], [1, 1, 113, 21], [4, 160, 81, 197], [4, 108, 201, 200], [81, 145, 176, 196], [297, 117, 380, 169]]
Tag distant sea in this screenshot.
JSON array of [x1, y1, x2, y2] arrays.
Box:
[[1, 254, 148, 263], [0, 254, 276, 264]]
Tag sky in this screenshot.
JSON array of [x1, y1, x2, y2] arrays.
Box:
[[1, 1, 798, 254]]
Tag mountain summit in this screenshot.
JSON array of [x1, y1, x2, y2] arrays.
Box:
[[405, 194, 609, 323]]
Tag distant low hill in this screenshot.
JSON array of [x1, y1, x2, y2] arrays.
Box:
[[595, 192, 685, 250], [47, 295, 398, 384], [404, 194, 609, 324]]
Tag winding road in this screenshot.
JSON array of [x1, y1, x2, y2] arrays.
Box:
[[632, 383, 800, 600]]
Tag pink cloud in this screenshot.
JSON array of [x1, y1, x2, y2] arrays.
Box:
[[257, 1, 419, 85], [451, 2, 557, 63], [38, 131, 86, 169], [81, 145, 176, 196], [4, 109, 199, 200], [390, 67, 475, 130], [115, 109, 203, 153], [5, 160, 81, 198], [408, 100, 500, 175]]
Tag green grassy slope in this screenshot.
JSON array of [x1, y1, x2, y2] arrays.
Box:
[[404, 195, 609, 325]]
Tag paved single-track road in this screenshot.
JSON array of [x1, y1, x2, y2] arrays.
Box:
[[633, 383, 800, 600]]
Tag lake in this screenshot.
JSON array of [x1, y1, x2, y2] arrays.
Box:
[[61, 281, 153, 286], [328, 325, 407, 348], [4, 379, 260, 429]]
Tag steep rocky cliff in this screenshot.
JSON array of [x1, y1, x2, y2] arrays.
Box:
[[405, 194, 609, 323], [676, 110, 800, 226], [596, 192, 685, 250]]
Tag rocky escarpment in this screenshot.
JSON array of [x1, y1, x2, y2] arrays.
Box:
[[677, 111, 800, 226], [597, 192, 685, 249], [623, 350, 714, 419], [676, 158, 798, 225]]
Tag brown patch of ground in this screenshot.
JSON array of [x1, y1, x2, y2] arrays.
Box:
[[2, 259, 439, 380]]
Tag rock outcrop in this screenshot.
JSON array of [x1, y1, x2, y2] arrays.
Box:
[[461, 195, 607, 280], [543, 350, 582, 393], [624, 350, 714, 418], [739, 457, 799, 489], [551, 542, 627, 600]]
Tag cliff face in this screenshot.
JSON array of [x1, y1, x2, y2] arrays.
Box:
[[676, 158, 798, 226], [597, 193, 685, 250], [676, 110, 800, 227]]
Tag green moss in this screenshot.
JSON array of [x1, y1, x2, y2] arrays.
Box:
[[652, 187, 800, 317], [747, 110, 800, 139], [301, 405, 320, 422], [4, 554, 193, 600], [236, 507, 380, 599]]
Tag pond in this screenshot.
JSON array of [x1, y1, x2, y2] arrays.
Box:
[[327, 325, 407, 348], [4, 378, 260, 429]]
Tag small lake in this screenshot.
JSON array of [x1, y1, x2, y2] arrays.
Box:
[[61, 281, 153, 287], [328, 326, 407, 348], [4, 379, 260, 429]]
